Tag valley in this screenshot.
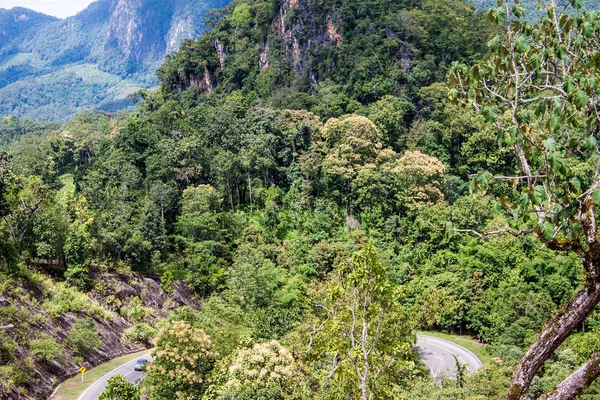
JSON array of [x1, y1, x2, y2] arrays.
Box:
[[1, 0, 600, 399]]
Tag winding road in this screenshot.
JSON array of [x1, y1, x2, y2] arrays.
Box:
[[77, 335, 481, 399], [77, 354, 153, 400], [416, 335, 483, 380]]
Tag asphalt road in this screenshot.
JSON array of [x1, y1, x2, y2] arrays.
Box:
[[416, 335, 483, 380], [77, 354, 153, 400]]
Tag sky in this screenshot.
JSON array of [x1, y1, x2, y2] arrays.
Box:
[[0, 0, 96, 18]]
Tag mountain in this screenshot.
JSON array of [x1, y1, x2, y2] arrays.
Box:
[[157, 0, 494, 107], [0, 7, 57, 49], [0, 0, 231, 121]]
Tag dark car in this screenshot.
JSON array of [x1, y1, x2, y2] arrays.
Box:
[[134, 359, 150, 371]]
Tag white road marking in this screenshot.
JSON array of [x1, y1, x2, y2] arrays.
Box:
[[77, 355, 149, 400], [416, 335, 483, 381]]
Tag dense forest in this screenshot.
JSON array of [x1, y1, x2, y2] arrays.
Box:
[[2, 0, 600, 399]]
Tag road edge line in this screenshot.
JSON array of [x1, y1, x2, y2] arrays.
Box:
[[417, 334, 484, 369], [76, 352, 150, 400]]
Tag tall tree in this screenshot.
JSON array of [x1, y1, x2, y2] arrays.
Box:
[[449, 1, 600, 398], [295, 244, 416, 400]]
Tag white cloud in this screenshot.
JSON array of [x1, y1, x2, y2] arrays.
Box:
[[0, 0, 96, 18]]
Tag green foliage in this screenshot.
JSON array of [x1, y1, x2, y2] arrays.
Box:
[[68, 318, 101, 355], [294, 244, 418, 398], [122, 323, 157, 348], [99, 375, 140, 400], [121, 297, 153, 324], [29, 337, 62, 362], [0, 357, 35, 388]]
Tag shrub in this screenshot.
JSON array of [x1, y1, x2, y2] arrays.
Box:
[[120, 297, 153, 323], [64, 264, 91, 291], [99, 375, 140, 400], [0, 338, 17, 364], [122, 323, 157, 348], [29, 338, 62, 362], [68, 318, 101, 355], [43, 283, 94, 316], [0, 357, 34, 386]]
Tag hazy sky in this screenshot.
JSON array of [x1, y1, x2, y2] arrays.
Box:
[[0, 0, 96, 18]]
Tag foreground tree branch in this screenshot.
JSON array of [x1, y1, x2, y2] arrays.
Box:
[[449, 0, 600, 398], [509, 279, 600, 399], [539, 349, 600, 400]]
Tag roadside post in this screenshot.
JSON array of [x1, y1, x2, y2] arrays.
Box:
[[79, 366, 86, 382]]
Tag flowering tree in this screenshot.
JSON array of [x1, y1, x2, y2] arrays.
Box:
[[144, 320, 217, 399], [387, 150, 446, 211], [208, 340, 304, 400], [303, 115, 394, 217]]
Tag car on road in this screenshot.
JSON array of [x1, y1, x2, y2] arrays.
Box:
[[134, 359, 150, 371]]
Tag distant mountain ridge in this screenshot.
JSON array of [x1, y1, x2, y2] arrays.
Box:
[[0, 0, 231, 121], [0, 7, 57, 49]]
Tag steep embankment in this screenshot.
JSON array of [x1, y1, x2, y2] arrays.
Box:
[[0, 270, 200, 399]]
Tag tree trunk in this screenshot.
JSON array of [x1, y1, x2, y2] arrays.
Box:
[[539, 349, 600, 400], [508, 277, 600, 400], [248, 173, 253, 213]]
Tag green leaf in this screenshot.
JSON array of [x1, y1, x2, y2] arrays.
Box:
[[563, 76, 577, 95], [571, 0, 583, 9], [488, 7, 507, 24], [513, 35, 529, 53], [570, 177, 581, 192], [542, 138, 556, 150], [519, 193, 529, 209], [529, 52, 541, 70], [476, 170, 491, 189], [582, 21, 594, 37], [540, 221, 554, 240], [512, 3, 525, 17], [550, 152, 563, 174], [574, 90, 589, 109], [581, 137, 598, 151], [487, 35, 501, 50], [549, 115, 562, 133], [482, 106, 500, 123], [532, 185, 546, 205], [592, 188, 600, 205]]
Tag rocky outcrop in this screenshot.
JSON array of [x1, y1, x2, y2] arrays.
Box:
[[272, 0, 343, 74]]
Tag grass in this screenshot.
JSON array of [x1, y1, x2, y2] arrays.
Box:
[[418, 330, 494, 366], [50, 349, 151, 400]]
